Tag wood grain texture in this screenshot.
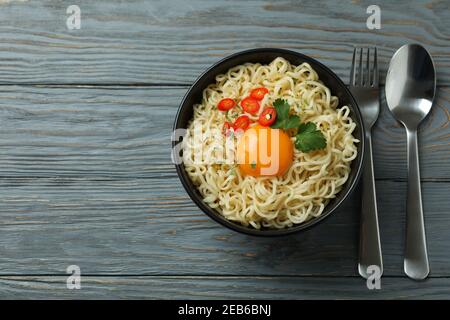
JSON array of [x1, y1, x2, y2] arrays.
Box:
[[0, 86, 448, 181], [0, 0, 448, 85], [0, 0, 449, 299], [1, 175, 450, 276], [1, 276, 450, 299]]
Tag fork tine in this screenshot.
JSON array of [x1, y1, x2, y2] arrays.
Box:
[[366, 47, 370, 86], [358, 47, 363, 86], [373, 47, 379, 86], [350, 47, 356, 86]]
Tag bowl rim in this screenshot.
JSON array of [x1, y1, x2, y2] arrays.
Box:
[[172, 47, 365, 237]]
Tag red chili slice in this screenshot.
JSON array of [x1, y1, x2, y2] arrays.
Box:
[[250, 87, 269, 100], [233, 115, 251, 132], [240, 97, 260, 115], [217, 98, 235, 111], [258, 107, 277, 126]]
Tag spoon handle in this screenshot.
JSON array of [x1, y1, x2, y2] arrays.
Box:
[[358, 133, 383, 279], [404, 128, 430, 280]]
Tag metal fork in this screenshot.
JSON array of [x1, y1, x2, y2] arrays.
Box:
[[349, 47, 383, 279]]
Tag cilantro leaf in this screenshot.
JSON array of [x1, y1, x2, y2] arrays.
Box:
[[271, 99, 300, 130], [273, 99, 290, 119], [269, 99, 327, 153], [285, 115, 300, 129], [295, 122, 327, 152], [298, 122, 317, 134]]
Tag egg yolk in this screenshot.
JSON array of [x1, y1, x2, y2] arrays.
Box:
[[237, 125, 293, 177]]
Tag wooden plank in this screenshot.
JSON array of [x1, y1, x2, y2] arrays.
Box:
[[0, 86, 448, 181], [1, 275, 450, 299], [0, 0, 448, 85], [0, 176, 449, 277]]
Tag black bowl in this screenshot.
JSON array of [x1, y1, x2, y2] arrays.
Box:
[[173, 48, 365, 236]]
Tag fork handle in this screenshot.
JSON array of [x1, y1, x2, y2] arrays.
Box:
[[404, 128, 429, 280], [358, 132, 383, 279]]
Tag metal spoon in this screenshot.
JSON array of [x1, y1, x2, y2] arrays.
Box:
[[385, 44, 436, 280]]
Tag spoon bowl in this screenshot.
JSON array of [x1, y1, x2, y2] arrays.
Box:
[[385, 44, 436, 280], [386, 44, 436, 128]]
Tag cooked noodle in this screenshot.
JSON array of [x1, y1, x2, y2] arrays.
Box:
[[182, 57, 358, 229]]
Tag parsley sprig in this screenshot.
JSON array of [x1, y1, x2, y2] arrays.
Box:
[[270, 99, 327, 153], [270, 99, 300, 130], [295, 122, 327, 152]]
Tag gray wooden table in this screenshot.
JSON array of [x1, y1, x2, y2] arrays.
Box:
[[0, 0, 449, 299]]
